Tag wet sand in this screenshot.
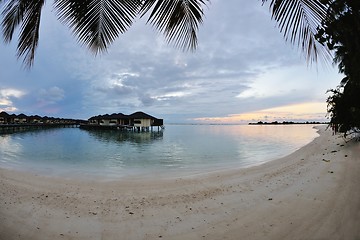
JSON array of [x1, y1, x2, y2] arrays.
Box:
[[1, 126, 359, 240]]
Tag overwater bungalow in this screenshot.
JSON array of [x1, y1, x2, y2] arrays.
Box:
[[14, 113, 28, 124], [0, 111, 10, 124], [81, 111, 164, 131], [128, 111, 163, 129], [29, 115, 43, 124], [0, 111, 80, 132]]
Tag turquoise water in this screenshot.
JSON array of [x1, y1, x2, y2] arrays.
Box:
[[0, 124, 319, 179]]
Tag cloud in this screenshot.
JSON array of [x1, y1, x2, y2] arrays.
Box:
[[94, 73, 137, 96], [65, 0, 313, 119], [37, 87, 65, 105], [0, 88, 25, 99], [0, 88, 26, 112]]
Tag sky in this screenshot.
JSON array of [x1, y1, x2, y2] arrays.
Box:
[[0, 0, 342, 124]]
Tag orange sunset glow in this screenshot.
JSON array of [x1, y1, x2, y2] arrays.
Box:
[[193, 102, 328, 124]]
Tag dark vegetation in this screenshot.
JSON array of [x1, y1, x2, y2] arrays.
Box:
[[249, 121, 327, 125], [316, 1, 360, 136]]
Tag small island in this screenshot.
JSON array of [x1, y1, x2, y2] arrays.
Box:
[[249, 121, 328, 125]]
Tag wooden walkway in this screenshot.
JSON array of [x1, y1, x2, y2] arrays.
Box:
[[79, 124, 164, 132], [0, 123, 79, 133], [0, 123, 164, 134]]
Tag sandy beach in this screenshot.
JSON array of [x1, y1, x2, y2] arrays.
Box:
[[1, 126, 359, 240]]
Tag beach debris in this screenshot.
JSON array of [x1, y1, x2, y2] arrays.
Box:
[[345, 155, 348, 157], [322, 159, 330, 163], [328, 171, 334, 174], [129, 212, 134, 215], [331, 150, 337, 153], [268, 198, 273, 201]]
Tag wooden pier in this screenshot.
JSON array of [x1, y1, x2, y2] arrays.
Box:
[[0, 111, 164, 134], [79, 124, 164, 132], [0, 123, 80, 133]]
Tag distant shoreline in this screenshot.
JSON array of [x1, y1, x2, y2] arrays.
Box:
[[248, 121, 329, 125]]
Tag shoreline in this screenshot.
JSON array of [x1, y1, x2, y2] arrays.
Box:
[[1, 126, 359, 239]]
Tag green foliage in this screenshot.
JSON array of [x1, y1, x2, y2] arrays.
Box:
[[326, 83, 360, 135], [316, 0, 360, 135]]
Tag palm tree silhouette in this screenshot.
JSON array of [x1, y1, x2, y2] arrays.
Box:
[[263, 0, 332, 62], [1, 0, 207, 68], [1, 0, 332, 68]]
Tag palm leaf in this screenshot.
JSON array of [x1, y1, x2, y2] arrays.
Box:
[[140, 0, 208, 51], [1, 0, 45, 67], [54, 0, 141, 54], [263, 0, 332, 63], [1, 0, 27, 43]]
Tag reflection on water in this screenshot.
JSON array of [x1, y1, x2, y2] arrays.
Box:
[[83, 129, 163, 144], [197, 124, 319, 165], [0, 125, 319, 178], [0, 135, 23, 166], [197, 124, 318, 145]]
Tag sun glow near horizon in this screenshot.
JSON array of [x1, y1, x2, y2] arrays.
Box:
[[193, 102, 329, 124]]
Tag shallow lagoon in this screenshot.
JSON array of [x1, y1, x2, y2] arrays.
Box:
[[0, 124, 319, 179]]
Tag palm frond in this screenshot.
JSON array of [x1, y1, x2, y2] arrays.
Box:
[[1, 0, 45, 67], [18, 0, 44, 67], [263, 0, 332, 63], [140, 0, 208, 51], [1, 0, 27, 43], [54, 0, 141, 54]]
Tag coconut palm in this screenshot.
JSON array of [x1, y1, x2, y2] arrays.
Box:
[[262, 0, 332, 62], [1, 0, 333, 68], [1, 0, 208, 67]]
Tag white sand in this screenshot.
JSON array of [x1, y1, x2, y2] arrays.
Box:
[[1, 126, 359, 240]]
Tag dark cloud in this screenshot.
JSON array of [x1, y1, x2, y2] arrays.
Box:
[[37, 87, 65, 104]]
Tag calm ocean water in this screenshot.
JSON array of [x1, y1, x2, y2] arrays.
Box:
[[0, 124, 319, 179]]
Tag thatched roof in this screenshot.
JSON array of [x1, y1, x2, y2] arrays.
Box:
[[0, 111, 10, 117], [88, 112, 159, 120], [127, 111, 157, 120]]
